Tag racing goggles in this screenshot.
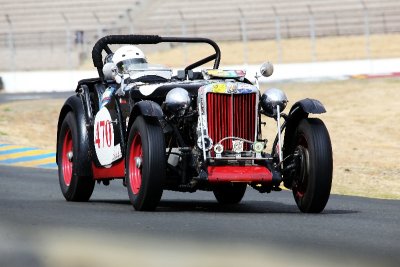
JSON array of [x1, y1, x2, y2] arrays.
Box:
[[116, 58, 148, 74]]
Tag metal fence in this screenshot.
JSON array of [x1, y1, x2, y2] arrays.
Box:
[[1, 1, 400, 70]]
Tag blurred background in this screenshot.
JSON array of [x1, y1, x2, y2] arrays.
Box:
[[0, 0, 400, 71]]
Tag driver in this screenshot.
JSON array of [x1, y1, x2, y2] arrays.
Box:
[[100, 45, 147, 108], [112, 45, 148, 75]]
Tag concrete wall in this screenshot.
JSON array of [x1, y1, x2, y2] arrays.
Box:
[[0, 70, 97, 93]]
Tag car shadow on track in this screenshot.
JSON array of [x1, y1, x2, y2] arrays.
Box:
[[88, 199, 358, 215], [89, 199, 131, 205], [157, 200, 296, 213], [157, 200, 358, 214]]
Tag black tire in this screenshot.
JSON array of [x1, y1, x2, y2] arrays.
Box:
[[126, 116, 165, 211], [213, 183, 247, 204], [291, 118, 332, 213], [57, 112, 95, 201]]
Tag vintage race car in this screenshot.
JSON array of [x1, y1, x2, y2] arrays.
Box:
[[56, 35, 332, 212]]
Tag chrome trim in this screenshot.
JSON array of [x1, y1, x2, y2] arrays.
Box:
[[276, 105, 283, 164], [196, 80, 260, 157], [208, 156, 273, 161]]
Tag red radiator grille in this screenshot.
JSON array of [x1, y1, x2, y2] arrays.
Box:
[[206, 93, 257, 151]]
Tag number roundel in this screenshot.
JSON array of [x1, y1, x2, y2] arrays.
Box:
[[94, 107, 115, 166]]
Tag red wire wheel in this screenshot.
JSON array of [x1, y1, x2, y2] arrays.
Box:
[[290, 118, 333, 213], [129, 133, 142, 195], [61, 129, 73, 186], [57, 112, 95, 201], [126, 116, 165, 211]]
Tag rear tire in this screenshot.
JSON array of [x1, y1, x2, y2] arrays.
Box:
[[291, 118, 332, 213], [126, 116, 165, 211], [213, 183, 247, 204], [57, 112, 95, 201]]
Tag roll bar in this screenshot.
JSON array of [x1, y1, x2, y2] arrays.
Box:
[[91, 35, 221, 80]]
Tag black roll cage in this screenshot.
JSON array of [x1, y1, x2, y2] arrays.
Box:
[[92, 35, 221, 80]]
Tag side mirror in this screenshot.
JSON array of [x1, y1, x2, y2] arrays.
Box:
[[260, 62, 274, 77]]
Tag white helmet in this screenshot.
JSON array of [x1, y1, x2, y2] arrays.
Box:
[[112, 45, 147, 74]]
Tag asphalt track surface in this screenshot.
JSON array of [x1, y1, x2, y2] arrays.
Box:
[[0, 165, 399, 267], [0, 91, 74, 104]]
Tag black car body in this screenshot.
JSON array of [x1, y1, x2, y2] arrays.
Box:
[[56, 35, 333, 212]]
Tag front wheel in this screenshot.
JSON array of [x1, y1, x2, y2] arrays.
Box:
[[57, 112, 95, 201], [126, 116, 165, 211], [213, 183, 247, 204], [290, 118, 332, 213]]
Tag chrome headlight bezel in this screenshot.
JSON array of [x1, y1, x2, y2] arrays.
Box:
[[164, 87, 191, 116], [261, 88, 288, 117]]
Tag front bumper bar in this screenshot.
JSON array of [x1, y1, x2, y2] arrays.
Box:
[[207, 166, 272, 183]]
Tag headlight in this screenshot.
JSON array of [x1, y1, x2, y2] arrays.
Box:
[[164, 87, 191, 116], [253, 142, 265, 153], [214, 143, 224, 154], [197, 136, 213, 151], [261, 88, 288, 117]]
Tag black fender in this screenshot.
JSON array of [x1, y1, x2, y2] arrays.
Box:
[[282, 98, 326, 156], [92, 92, 126, 167], [56, 94, 93, 177], [127, 100, 164, 132], [289, 98, 326, 116]]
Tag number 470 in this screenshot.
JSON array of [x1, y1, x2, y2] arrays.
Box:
[[95, 120, 113, 148]]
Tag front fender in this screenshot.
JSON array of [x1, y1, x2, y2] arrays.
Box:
[[132, 100, 164, 117], [56, 94, 93, 177], [127, 100, 164, 131], [289, 98, 326, 116], [282, 98, 326, 156]]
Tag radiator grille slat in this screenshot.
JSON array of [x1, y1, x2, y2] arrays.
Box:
[[206, 93, 256, 151]]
